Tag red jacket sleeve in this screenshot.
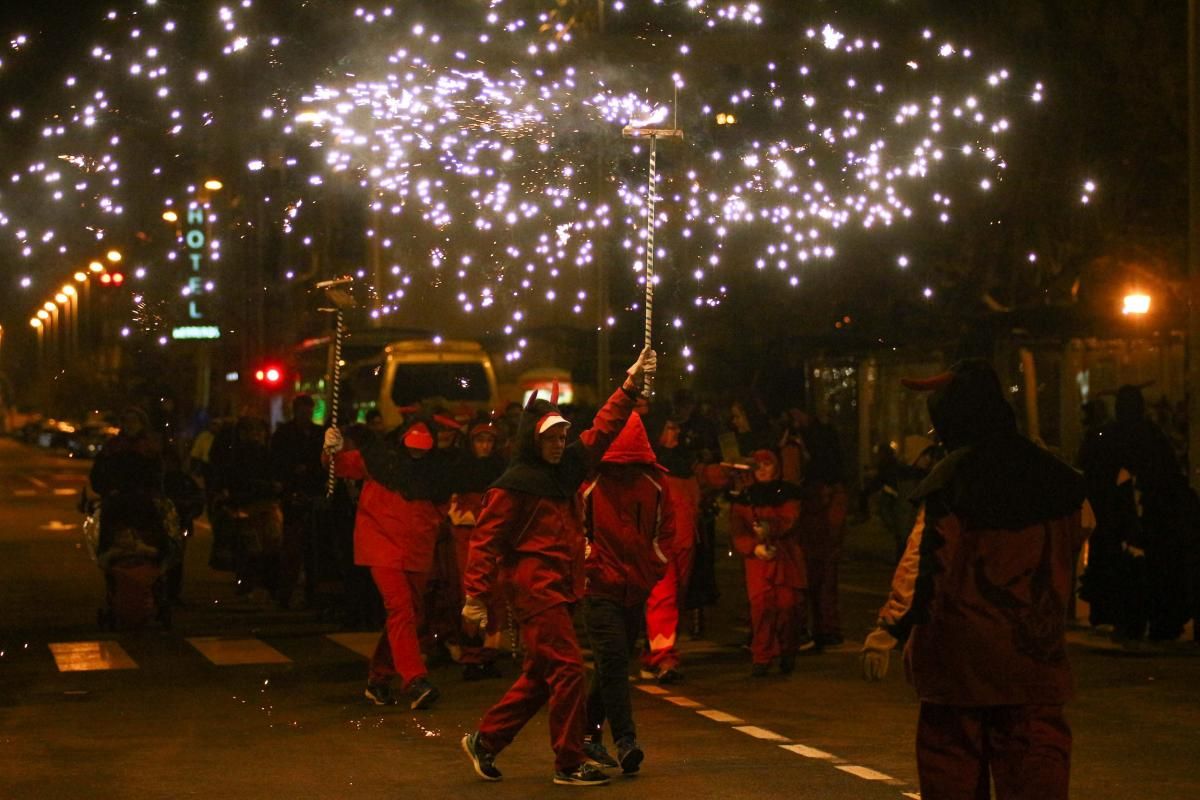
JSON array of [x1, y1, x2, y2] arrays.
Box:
[[331, 449, 367, 480], [731, 503, 758, 557], [462, 488, 521, 602], [575, 386, 637, 471]]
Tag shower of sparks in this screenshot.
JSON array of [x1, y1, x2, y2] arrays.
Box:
[[0, 1, 1052, 370]]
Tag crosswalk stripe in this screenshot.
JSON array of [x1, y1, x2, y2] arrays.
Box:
[[326, 632, 378, 659], [836, 765, 894, 781], [186, 637, 292, 665], [635, 684, 671, 695], [49, 641, 138, 672], [663, 695, 703, 708], [780, 743, 836, 760]]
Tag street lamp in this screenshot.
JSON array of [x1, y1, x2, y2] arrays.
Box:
[[89, 260, 104, 273], [62, 284, 78, 356], [204, 179, 224, 192], [1122, 292, 1151, 316], [106, 249, 122, 264]]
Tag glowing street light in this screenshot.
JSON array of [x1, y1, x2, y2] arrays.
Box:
[[204, 179, 224, 191], [162, 210, 179, 223], [29, 317, 41, 328], [1122, 292, 1151, 316], [74, 271, 87, 282], [88, 260, 104, 273], [106, 249, 123, 263]]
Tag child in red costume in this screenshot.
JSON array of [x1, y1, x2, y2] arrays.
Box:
[[731, 449, 806, 676]]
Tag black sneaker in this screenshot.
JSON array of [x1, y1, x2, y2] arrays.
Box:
[[461, 732, 502, 781], [408, 678, 440, 710], [364, 683, 397, 706], [750, 663, 769, 678], [656, 666, 684, 685], [583, 740, 619, 769], [780, 654, 796, 675], [796, 632, 817, 652], [553, 763, 611, 786], [616, 738, 644, 774]]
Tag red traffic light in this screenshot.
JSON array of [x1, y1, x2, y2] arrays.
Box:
[[111, 272, 124, 285], [254, 365, 284, 385], [99, 272, 124, 285]]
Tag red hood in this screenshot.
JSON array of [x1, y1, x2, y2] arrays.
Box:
[[602, 413, 665, 469]]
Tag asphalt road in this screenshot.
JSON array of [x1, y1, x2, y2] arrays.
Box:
[[1, 438, 1198, 799]]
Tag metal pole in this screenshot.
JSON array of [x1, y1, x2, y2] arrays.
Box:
[[643, 135, 658, 397], [1190, 0, 1200, 489], [325, 307, 345, 498]]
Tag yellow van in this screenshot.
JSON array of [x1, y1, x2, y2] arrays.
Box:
[[377, 339, 499, 429]]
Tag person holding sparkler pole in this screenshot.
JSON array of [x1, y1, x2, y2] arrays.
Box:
[[460, 347, 656, 787]]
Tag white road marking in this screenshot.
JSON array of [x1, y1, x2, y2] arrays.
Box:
[[903, 793, 921, 799], [836, 765, 894, 781], [696, 709, 744, 724], [733, 725, 789, 741], [662, 695, 703, 708], [326, 632, 379, 659], [187, 637, 291, 665], [28, 477, 49, 489], [39, 520, 77, 531], [49, 641, 138, 672], [54, 488, 78, 496], [13, 489, 36, 497], [780, 743, 837, 760], [635, 684, 671, 695]]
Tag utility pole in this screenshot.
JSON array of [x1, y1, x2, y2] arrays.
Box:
[[1190, 0, 1200, 489]]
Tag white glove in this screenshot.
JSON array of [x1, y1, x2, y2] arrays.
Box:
[[753, 544, 777, 561], [462, 595, 488, 633], [861, 626, 898, 681], [626, 347, 657, 387], [323, 427, 344, 453]]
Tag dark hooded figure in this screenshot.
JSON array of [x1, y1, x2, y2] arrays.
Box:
[[860, 358, 1091, 800], [458, 348, 655, 787], [1085, 385, 1198, 643], [90, 407, 166, 558]]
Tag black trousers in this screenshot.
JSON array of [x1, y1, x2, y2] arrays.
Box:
[[584, 597, 643, 745]]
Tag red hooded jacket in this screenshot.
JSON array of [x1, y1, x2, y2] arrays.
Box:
[[463, 386, 637, 621], [331, 449, 444, 571], [580, 413, 676, 607]]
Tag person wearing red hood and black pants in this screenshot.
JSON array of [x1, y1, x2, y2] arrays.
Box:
[[324, 419, 452, 711], [861, 359, 1092, 800], [732, 448, 806, 676], [460, 347, 655, 788], [577, 411, 675, 775]]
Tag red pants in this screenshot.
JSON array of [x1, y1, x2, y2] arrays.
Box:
[[916, 703, 1071, 800], [800, 487, 846, 640], [747, 570, 803, 664], [477, 603, 587, 773], [368, 567, 428, 690]]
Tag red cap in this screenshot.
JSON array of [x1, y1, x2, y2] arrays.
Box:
[[470, 422, 498, 439], [403, 424, 434, 451]]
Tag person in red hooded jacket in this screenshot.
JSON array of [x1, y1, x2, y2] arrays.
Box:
[[447, 421, 510, 681], [577, 411, 675, 775], [459, 347, 655, 788], [732, 449, 806, 677], [323, 420, 450, 711]]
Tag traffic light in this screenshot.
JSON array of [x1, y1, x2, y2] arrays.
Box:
[[254, 364, 284, 387], [99, 272, 125, 286]]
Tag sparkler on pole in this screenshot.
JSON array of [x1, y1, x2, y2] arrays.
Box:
[[623, 106, 683, 397], [316, 275, 356, 498]]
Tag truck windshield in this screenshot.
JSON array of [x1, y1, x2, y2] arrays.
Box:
[[391, 362, 491, 405]]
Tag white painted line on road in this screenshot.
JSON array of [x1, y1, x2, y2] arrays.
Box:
[[49, 641, 138, 672], [780, 743, 837, 760], [733, 725, 789, 742], [54, 488, 78, 496], [187, 637, 291, 665], [39, 520, 77, 531], [696, 709, 744, 724], [28, 477, 49, 490], [662, 695, 703, 708], [836, 765, 894, 781], [902, 793, 921, 799], [13, 489, 36, 497], [327, 632, 379, 659], [635, 684, 671, 695]]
